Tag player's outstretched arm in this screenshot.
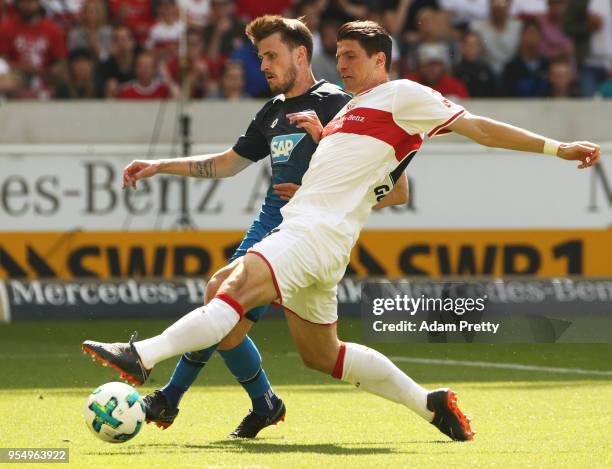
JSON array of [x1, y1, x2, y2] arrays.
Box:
[[448, 112, 601, 169], [122, 149, 252, 189], [373, 172, 409, 209]]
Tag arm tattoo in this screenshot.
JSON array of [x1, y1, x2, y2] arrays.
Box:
[[189, 159, 216, 178]]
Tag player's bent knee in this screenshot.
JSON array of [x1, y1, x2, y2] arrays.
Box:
[[205, 264, 235, 303], [300, 353, 335, 374], [205, 276, 223, 303]]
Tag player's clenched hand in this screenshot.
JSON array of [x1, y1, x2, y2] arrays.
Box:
[[286, 111, 324, 144], [122, 160, 161, 189], [557, 141, 601, 169], [273, 183, 300, 201]]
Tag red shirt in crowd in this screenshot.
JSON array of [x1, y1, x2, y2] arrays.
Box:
[[118, 79, 170, 99], [0, 14, 66, 72], [107, 0, 154, 42], [405, 73, 470, 99], [235, 0, 292, 20], [165, 54, 224, 82]]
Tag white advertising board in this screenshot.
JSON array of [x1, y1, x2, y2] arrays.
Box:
[[0, 143, 610, 231]]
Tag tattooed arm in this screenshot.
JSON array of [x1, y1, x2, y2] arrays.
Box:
[[122, 149, 252, 189]]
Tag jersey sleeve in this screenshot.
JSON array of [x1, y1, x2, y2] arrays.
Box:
[[232, 115, 270, 162], [392, 80, 465, 137], [318, 93, 352, 126]]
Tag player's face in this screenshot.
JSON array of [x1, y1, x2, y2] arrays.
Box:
[[258, 32, 299, 95], [336, 39, 382, 94]]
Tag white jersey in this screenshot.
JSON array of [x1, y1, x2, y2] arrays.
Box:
[[280, 79, 465, 251]]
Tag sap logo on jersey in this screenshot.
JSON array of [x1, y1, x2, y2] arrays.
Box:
[[271, 133, 305, 164]]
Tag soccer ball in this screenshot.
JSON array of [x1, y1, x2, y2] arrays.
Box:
[[83, 382, 145, 443]]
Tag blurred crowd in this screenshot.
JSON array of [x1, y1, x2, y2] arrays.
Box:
[[0, 0, 611, 101]]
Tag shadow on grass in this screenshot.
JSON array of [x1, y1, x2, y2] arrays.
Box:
[[85, 439, 455, 457]]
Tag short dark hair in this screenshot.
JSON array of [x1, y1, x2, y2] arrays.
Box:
[[337, 20, 392, 72], [245, 15, 313, 62]]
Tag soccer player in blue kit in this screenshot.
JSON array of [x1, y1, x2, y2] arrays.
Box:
[[120, 16, 408, 438]]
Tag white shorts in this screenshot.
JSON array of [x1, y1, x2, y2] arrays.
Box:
[[248, 222, 349, 324]]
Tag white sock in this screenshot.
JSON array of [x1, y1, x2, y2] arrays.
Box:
[[335, 342, 433, 421], [134, 296, 242, 369]]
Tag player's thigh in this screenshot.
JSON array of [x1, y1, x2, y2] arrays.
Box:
[[217, 318, 254, 351], [217, 253, 278, 312], [284, 308, 341, 374], [205, 258, 241, 303]]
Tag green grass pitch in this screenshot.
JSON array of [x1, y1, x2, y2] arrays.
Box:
[[1, 319, 611, 469]]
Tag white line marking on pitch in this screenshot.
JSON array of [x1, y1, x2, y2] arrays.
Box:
[[0, 353, 74, 359], [285, 352, 612, 377], [4, 351, 612, 377], [389, 356, 612, 377]]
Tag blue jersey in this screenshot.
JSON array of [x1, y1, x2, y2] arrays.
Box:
[[233, 80, 351, 233]]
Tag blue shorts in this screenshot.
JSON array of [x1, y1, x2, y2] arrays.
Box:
[[228, 219, 274, 322]]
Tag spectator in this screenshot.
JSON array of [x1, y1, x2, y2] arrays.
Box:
[[162, 28, 212, 98], [453, 30, 498, 96], [403, 0, 440, 32], [147, 0, 184, 62], [510, 0, 547, 18], [1, 0, 18, 22], [596, 71, 612, 98], [177, 0, 211, 29], [335, 0, 372, 20], [536, 0, 574, 61], [581, 0, 612, 96], [0, 0, 67, 99], [378, 0, 412, 38], [563, 0, 593, 68], [211, 59, 248, 100], [229, 38, 268, 97], [406, 42, 470, 99], [311, 18, 342, 85], [234, 0, 293, 21], [295, 0, 323, 56], [369, 5, 405, 77], [203, 0, 246, 62], [41, 0, 83, 28], [55, 48, 99, 98], [546, 58, 580, 97], [471, 0, 522, 76], [107, 0, 153, 44], [117, 50, 174, 99], [68, 0, 113, 61], [439, 0, 489, 29], [403, 8, 459, 74], [0, 57, 19, 99], [501, 20, 549, 97], [98, 25, 141, 97]]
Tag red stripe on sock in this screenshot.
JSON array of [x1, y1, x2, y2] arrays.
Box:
[[215, 293, 244, 319], [332, 342, 346, 379]]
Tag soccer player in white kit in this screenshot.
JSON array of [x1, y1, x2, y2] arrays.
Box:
[[83, 20, 600, 442]]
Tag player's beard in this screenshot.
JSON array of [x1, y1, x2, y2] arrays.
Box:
[[270, 64, 298, 95]]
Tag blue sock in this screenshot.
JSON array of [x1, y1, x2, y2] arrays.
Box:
[[218, 335, 279, 416], [161, 344, 218, 408]]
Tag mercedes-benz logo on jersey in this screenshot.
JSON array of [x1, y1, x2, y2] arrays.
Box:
[[270, 118, 278, 128], [270, 133, 306, 164]]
